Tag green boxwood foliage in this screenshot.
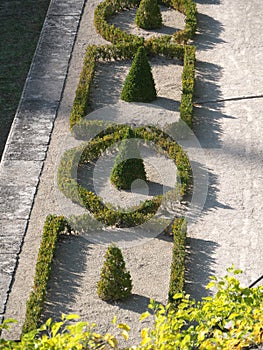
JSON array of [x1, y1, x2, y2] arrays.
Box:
[[97, 244, 132, 301], [110, 127, 147, 189], [22, 215, 70, 334], [94, 0, 196, 45], [57, 125, 191, 227], [180, 45, 195, 127], [168, 217, 187, 303], [135, 0, 162, 30], [121, 46, 156, 102]]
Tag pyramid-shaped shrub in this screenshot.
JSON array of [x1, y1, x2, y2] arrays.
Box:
[[97, 244, 132, 301], [120, 46, 157, 102], [135, 0, 162, 30], [110, 127, 147, 190]]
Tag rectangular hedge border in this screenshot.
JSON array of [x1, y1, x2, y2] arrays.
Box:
[[21, 214, 187, 334], [69, 43, 195, 129], [168, 217, 187, 303], [22, 215, 70, 335]]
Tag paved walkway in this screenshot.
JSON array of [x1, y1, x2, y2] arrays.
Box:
[[0, 0, 86, 323], [186, 0, 263, 299]]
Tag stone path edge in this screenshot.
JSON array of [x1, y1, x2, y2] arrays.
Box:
[[0, 0, 86, 321]]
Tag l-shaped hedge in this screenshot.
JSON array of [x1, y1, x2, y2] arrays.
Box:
[[22, 215, 70, 335]]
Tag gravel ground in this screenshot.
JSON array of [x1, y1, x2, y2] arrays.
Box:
[[3, 1, 184, 344]]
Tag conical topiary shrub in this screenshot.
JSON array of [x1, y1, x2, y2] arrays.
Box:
[[97, 244, 132, 301], [135, 0, 162, 30], [110, 127, 147, 190], [120, 46, 157, 102]]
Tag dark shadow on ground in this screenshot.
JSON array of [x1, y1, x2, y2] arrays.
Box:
[[152, 97, 180, 112], [195, 0, 220, 4], [195, 13, 225, 52], [184, 237, 219, 301], [113, 294, 162, 314], [185, 160, 234, 222], [41, 235, 90, 323]]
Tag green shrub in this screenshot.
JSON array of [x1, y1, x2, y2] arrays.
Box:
[[110, 127, 147, 190], [22, 215, 70, 334], [168, 217, 186, 304], [97, 244, 132, 301], [135, 0, 162, 30], [140, 268, 263, 349], [2, 271, 262, 349], [121, 46, 156, 102], [69, 45, 97, 129]]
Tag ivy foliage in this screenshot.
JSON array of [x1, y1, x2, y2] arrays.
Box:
[[135, 0, 162, 30], [97, 244, 132, 301], [120, 46, 156, 102], [110, 127, 147, 190]]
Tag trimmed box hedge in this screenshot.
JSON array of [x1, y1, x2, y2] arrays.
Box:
[[58, 125, 191, 228], [22, 215, 70, 334], [70, 0, 196, 129], [168, 217, 187, 304]]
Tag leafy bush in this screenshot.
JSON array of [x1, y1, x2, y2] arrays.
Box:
[[110, 127, 147, 189], [22, 215, 70, 334], [135, 0, 162, 30], [97, 244, 132, 301], [168, 217, 187, 303], [140, 268, 263, 349], [121, 46, 156, 102], [2, 271, 262, 349], [1, 314, 129, 349]]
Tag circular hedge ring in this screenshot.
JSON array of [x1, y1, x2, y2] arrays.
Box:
[[57, 125, 191, 228]]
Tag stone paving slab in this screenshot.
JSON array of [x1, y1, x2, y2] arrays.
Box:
[[48, 0, 85, 16], [0, 161, 43, 186], [0, 0, 86, 321], [0, 274, 13, 314], [0, 184, 37, 220]]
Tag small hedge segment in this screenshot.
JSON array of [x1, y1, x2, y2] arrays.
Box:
[[168, 217, 187, 304], [121, 46, 157, 102], [22, 215, 70, 334], [135, 0, 162, 30], [180, 45, 195, 127], [97, 244, 132, 301]]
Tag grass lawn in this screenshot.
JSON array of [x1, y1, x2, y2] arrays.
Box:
[[0, 0, 51, 159]]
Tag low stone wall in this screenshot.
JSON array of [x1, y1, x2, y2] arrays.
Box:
[[0, 0, 85, 323]]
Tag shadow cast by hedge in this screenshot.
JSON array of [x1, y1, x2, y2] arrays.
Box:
[[184, 237, 219, 300], [41, 236, 90, 323]]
